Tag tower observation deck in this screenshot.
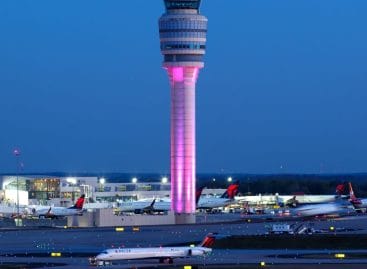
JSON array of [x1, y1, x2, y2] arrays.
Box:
[[159, 0, 208, 223]]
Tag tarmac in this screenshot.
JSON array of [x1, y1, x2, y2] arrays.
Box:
[[0, 213, 367, 268]]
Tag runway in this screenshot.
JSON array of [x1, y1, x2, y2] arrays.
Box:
[[1, 213, 367, 268]]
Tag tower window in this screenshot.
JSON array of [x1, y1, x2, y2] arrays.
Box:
[[164, 0, 201, 10]]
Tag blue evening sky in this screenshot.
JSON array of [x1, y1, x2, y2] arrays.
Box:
[[0, 0, 366, 174]]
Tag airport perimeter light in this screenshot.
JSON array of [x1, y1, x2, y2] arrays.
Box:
[[66, 177, 77, 203], [98, 177, 106, 193], [13, 148, 21, 223], [66, 177, 77, 185], [227, 177, 233, 183], [132, 177, 138, 184], [161, 177, 168, 184]]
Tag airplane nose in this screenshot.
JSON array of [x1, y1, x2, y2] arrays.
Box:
[[204, 249, 212, 255], [95, 254, 103, 260]]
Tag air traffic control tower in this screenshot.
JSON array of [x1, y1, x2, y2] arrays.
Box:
[[159, 0, 208, 223]]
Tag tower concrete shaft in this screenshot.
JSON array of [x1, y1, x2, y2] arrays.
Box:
[[167, 66, 198, 214], [159, 0, 207, 217]]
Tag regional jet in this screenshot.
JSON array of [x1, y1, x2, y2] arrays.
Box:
[[117, 182, 240, 214], [196, 181, 240, 210], [29, 194, 86, 219], [117, 198, 169, 214], [91, 233, 216, 265]]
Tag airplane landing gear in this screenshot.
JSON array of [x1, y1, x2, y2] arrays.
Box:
[[159, 258, 173, 264], [89, 257, 111, 266]]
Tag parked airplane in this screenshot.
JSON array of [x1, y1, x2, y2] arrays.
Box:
[[197, 181, 240, 210], [280, 183, 349, 208], [91, 233, 216, 265], [118, 182, 240, 214], [285, 182, 355, 218], [293, 198, 355, 218], [0, 204, 27, 219], [236, 193, 338, 207], [348, 182, 367, 212], [118, 198, 169, 214], [29, 194, 86, 219]]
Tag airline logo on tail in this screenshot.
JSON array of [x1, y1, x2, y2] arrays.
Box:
[[348, 182, 362, 205], [336, 183, 346, 196], [199, 233, 217, 248], [348, 182, 356, 200], [221, 181, 240, 199], [69, 194, 85, 209]]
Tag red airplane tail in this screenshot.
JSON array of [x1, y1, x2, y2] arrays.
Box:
[[347, 182, 363, 207], [335, 183, 346, 196], [221, 181, 240, 199], [199, 233, 217, 248], [348, 182, 357, 200], [69, 194, 85, 209]]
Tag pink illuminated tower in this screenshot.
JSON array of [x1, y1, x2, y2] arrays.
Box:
[[159, 0, 208, 223]]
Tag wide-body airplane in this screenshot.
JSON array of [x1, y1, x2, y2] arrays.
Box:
[[91, 233, 216, 265], [29, 194, 86, 219]]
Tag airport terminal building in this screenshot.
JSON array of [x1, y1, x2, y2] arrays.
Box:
[[0, 175, 224, 208]]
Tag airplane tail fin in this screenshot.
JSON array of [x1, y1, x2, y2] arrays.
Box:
[[68, 194, 85, 209], [199, 233, 217, 248], [150, 198, 156, 208], [335, 183, 346, 196], [221, 181, 240, 199], [196, 186, 205, 205], [141, 198, 156, 214], [348, 182, 357, 201], [286, 196, 299, 208], [46, 207, 52, 216], [348, 182, 363, 206]]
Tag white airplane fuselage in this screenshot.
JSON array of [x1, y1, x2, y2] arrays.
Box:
[[294, 202, 355, 217], [353, 198, 367, 209], [31, 206, 85, 217], [119, 201, 152, 212], [153, 197, 233, 210], [95, 246, 211, 261], [152, 201, 171, 211], [119, 197, 232, 213], [197, 197, 233, 209], [119, 200, 171, 213], [0, 204, 27, 217], [236, 195, 337, 205]]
